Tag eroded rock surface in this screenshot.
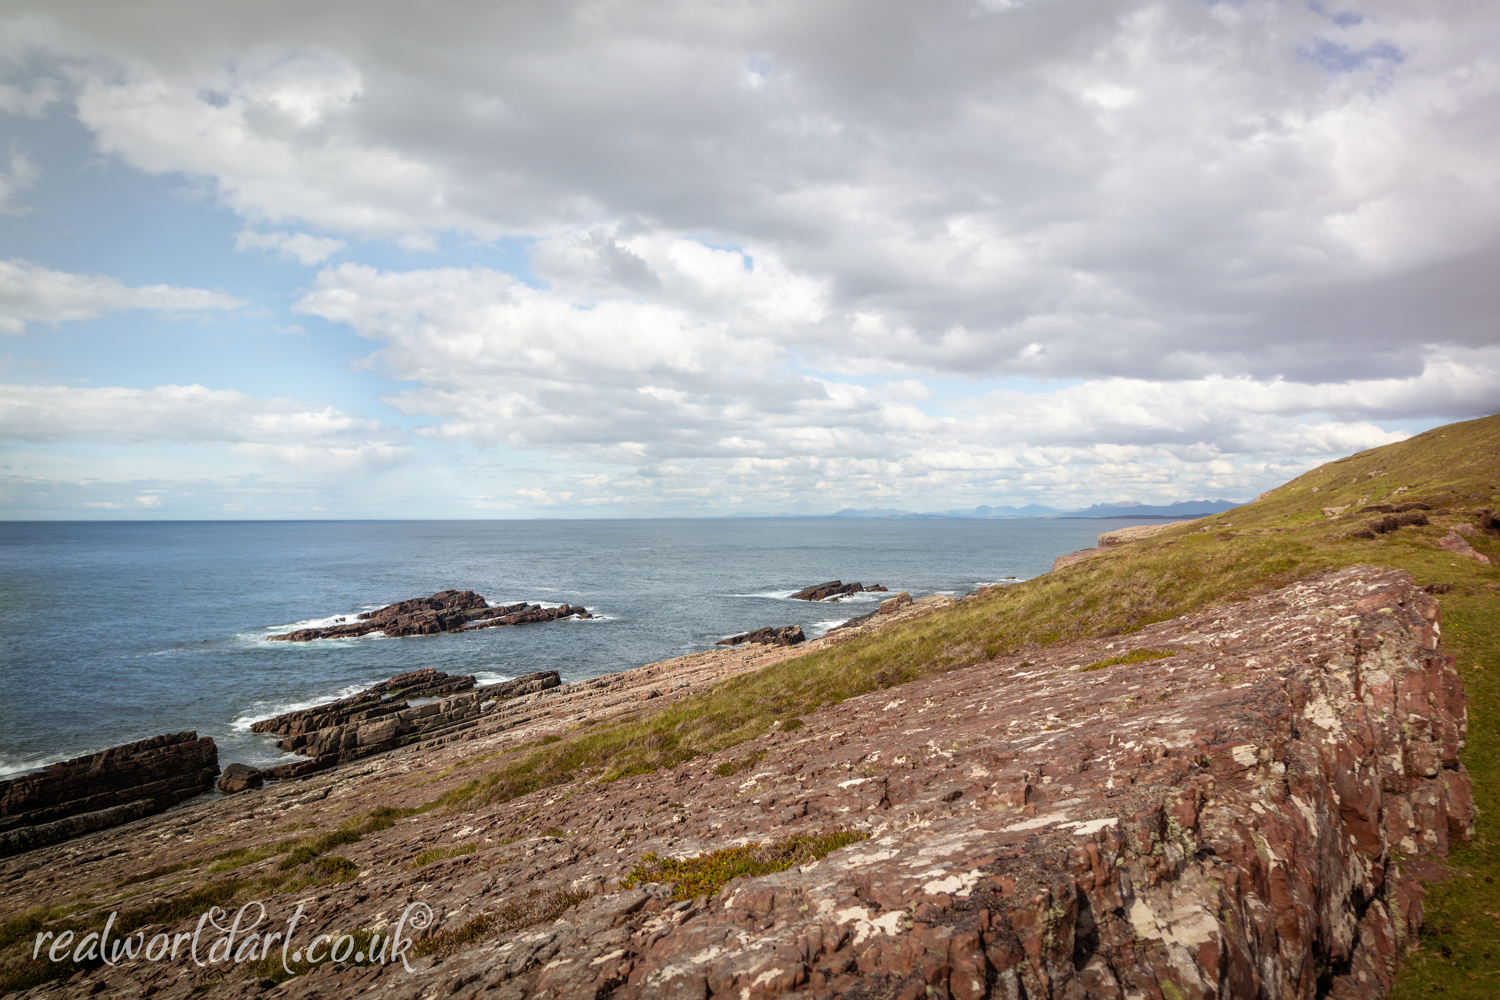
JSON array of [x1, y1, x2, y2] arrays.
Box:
[[254, 670, 564, 780], [0, 733, 218, 857], [2, 568, 1470, 1000]]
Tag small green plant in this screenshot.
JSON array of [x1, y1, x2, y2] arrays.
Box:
[[408, 843, 481, 869], [1079, 648, 1179, 672], [311, 856, 359, 882], [620, 830, 869, 901], [712, 749, 767, 777]]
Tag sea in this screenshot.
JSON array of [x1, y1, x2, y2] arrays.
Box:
[[0, 517, 1165, 778]]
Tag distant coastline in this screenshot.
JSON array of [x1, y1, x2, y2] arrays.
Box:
[[726, 497, 1244, 520]]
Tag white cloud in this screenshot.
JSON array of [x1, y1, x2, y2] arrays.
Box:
[[2, 1, 1498, 512], [0, 382, 408, 473], [291, 260, 1498, 509], [0, 149, 37, 215], [0, 259, 244, 333], [235, 229, 347, 265], [4, 0, 1494, 379], [0, 75, 60, 117]]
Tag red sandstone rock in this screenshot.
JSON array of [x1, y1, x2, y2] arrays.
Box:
[[216, 763, 263, 794], [790, 581, 878, 601]]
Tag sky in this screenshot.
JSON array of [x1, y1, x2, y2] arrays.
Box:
[[0, 0, 1496, 519]]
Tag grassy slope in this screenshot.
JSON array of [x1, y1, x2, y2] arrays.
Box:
[[439, 413, 1499, 995]]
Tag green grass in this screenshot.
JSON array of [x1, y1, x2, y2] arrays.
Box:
[[408, 843, 480, 869], [1079, 648, 1180, 671], [621, 830, 870, 901], [712, 749, 767, 777], [1390, 591, 1500, 999]]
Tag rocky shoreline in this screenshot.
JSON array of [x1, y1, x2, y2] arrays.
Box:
[[0, 571, 1474, 999]]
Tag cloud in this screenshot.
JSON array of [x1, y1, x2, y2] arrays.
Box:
[[2, 0, 1493, 382], [0, 148, 37, 215], [292, 260, 1499, 509], [2, 1, 1498, 512], [0, 382, 408, 473], [235, 229, 347, 265], [0, 259, 244, 333]]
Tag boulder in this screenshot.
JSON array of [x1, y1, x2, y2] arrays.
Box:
[[878, 591, 912, 614], [217, 763, 263, 794], [1437, 532, 1492, 564]]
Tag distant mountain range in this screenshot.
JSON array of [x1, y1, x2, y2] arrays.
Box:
[[726, 499, 1245, 520]]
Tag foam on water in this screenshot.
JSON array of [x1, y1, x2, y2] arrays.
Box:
[[473, 672, 518, 686], [805, 618, 853, 639], [230, 681, 375, 732], [0, 749, 89, 778]]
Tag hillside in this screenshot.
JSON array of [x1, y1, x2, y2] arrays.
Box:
[[1, 414, 1495, 999]]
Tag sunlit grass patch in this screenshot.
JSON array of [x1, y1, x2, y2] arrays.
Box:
[[408, 843, 480, 869], [1078, 648, 1180, 672], [620, 830, 870, 901]]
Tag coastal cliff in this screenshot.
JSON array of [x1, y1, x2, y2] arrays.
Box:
[[0, 414, 1495, 998]]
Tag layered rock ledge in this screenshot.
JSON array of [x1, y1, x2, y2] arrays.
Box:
[[0, 732, 218, 858], [790, 581, 888, 602], [248, 669, 564, 780], [266, 590, 591, 642], [0, 569, 1469, 1000], [717, 625, 806, 647]]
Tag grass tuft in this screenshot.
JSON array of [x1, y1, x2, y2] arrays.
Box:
[[1079, 648, 1179, 672], [621, 830, 870, 901]]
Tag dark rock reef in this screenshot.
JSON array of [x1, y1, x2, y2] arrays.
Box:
[[250, 669, 563, 780], [789, 580, 888, 601], [0, 732, 218, 857], [266, 589, 591, 642], [716, 625, 806, 647]]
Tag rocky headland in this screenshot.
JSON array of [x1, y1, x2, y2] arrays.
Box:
[[2, 416, 1496, 998]]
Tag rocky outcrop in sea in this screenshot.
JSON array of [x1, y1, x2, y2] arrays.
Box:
[[789, 580, 888, 601], [266, 589, 591, 642], [247, 668, 564, 780]]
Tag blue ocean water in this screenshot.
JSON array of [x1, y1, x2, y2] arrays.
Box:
[[0, 518, 1161, 776]]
